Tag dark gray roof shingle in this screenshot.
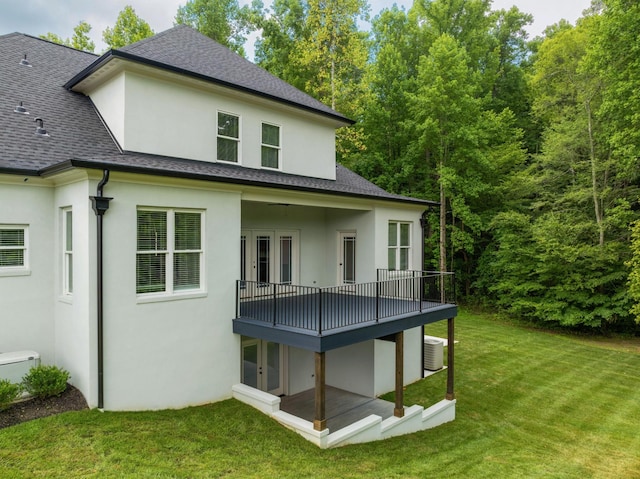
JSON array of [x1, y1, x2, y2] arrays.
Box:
[[0, 31, 432, 207], [0, 33, 121, 170]]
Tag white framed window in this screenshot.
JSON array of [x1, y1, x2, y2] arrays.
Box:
[[261, 123, 280, 169], [136, 208, 204, 296], [62, 208, 73, 295], [388, 221, 411, 271], [0, 225, 28, 275], [217, 111, 240, 163]]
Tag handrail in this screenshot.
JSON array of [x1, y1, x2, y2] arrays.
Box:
[[236, 269, 455, 334]]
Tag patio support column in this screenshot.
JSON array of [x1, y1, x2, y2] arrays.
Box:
[[394, 331, 404, 418], [446, 317, 455, 400], [314, 351, 327, 431]]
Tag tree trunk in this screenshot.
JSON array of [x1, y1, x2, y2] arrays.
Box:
[[586, 100, 604, 247]]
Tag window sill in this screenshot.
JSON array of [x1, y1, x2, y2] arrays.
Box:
[[0, 268, 31, 277], [136, 290, 207, 304], [58, 295, 73, 304]]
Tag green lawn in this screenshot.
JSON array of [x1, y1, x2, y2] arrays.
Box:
[[1, 310, 639, 478]]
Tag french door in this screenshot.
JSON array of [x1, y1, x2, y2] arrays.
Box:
[[241, 337, 286, 395], [241, 230, 299, 287]]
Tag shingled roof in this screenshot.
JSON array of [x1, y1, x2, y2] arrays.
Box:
[[0, 30, 433, 207]]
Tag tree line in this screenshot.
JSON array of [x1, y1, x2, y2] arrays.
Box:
[[43, 0, 640, 333]]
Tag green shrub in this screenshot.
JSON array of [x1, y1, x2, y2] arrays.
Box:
[[22, 365, 70, 399], [0, 379, 22, 410]]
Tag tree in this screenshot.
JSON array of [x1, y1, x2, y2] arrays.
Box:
[[70, 21, 95, 53], [103, 5, 154, 49], [253, 0, 308, 89], [175, 0, 253, 56], [40, 21, 95, 53]]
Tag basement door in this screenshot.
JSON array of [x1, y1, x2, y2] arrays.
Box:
[[241, 337, 286, 396]]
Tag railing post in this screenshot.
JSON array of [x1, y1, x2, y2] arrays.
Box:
[[273, 283, 277, 326], [236, 280, 239, 318], [376, 281, 380, 321], [318, 289, 323, 335]]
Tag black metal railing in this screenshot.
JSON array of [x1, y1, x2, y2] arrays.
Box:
[[236, 270, 455, 335]]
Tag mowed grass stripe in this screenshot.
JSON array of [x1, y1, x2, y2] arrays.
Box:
[[0, 309, 639, 478]]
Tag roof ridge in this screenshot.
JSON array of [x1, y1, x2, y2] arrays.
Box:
[[11, 31, 99, 57]]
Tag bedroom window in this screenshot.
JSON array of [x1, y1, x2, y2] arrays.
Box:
[[217, 112, 240, 163], [388, 222, 411, 271], [261, 123, 280, 169], [136, 209, 203, 295], [62, 209, 73, 294], [0, 225, 28, 274]]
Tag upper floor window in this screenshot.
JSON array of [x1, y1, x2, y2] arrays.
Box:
[[62, 209, 73, 295], [261, 123, 280, 169], [388, 222, 411, 271], [217, 112, 240, 163], [136, 209, 204, 296], [0, 225, 28, 275]]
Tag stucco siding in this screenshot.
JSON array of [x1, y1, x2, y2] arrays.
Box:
[[101, 72, 337, 180], [0, 179, 55, 365], [98, 177, 242, 410]]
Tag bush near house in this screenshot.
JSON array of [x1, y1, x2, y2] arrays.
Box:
[[22, 365, 69, 399], [0, 380, 22, 411]]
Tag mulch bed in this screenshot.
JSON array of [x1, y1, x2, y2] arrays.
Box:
[[0, 384, 88, 430]]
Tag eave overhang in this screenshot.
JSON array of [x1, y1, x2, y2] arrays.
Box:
[[64, 50, 354, 127]]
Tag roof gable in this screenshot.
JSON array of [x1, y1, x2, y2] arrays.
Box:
[[66, 25, 353, 125]]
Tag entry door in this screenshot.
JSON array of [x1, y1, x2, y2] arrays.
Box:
[[241, 338, 285, 395], [338, 232, 357, 285]]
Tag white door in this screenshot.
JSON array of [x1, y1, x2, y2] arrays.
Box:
[[338, 232, 357, 285], [241, 230, 299, 288], [241, 337, 285, 395]]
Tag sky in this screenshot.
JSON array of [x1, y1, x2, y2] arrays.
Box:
[[0, 0, 592, 57]]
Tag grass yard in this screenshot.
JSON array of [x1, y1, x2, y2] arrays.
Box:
[[1, 310, 639, 478]]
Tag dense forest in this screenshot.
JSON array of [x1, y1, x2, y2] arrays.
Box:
[[45, 0, 640, 333]]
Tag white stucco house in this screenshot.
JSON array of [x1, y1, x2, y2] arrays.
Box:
[[0, 26, 457, 447]]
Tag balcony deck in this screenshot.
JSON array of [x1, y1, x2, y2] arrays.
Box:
[[233, 271, 457, 352]]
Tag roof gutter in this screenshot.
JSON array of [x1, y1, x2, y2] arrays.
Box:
[[89, 170, 112, 410]]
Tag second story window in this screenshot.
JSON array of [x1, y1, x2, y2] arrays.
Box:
[[261, 123, 280, 169], [217, 112, 240, 163]]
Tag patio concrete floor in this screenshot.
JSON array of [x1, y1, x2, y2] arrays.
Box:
[[279, 386, 396, 432]]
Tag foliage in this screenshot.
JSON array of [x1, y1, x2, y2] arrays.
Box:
[[39, 21, 95, 53], [102, 5, 154, 49], [628, 221, 640, 323], [1, 311, 640, 477], [175, 0, 254, 56], [22, 365, 69, 399], [0, 380, 22, 411]]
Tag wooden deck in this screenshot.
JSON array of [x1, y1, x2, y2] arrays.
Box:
[[280, 386, 395, 432]]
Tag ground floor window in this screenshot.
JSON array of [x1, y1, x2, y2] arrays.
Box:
[[0, 225, 28, 274], [62, 208, 73, 295], [388, 221, 411, 271], [136, 209, 204, 295]]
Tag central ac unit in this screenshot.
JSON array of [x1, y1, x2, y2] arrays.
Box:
[[0, 350, 40, 383], [423, 339, 443, 371]]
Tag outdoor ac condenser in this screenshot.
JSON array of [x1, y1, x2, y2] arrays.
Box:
[[423, 339, 444, 371], [0, 350, 40, 384]]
